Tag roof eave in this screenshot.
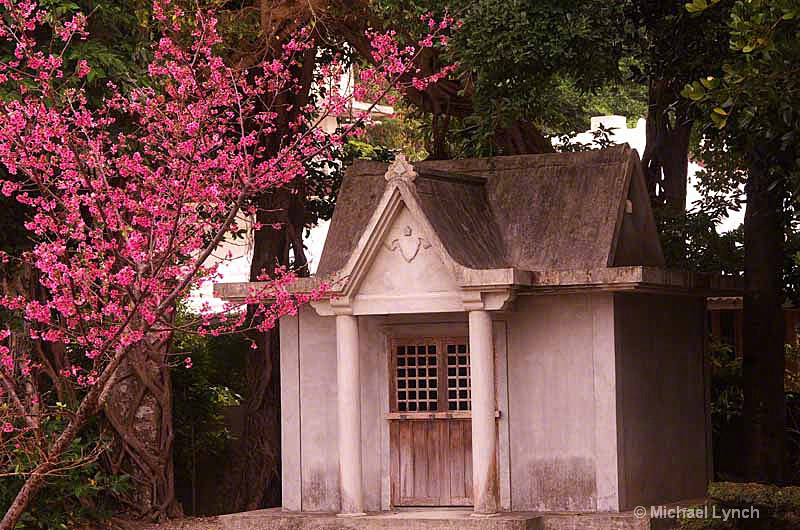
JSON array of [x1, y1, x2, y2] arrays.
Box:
[[519, 266, 743, 297], [213, 265, 742, 303]]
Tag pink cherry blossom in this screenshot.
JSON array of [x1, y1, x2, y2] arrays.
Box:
[[76, 59, 90, 78], [0, 1, 452, 518]]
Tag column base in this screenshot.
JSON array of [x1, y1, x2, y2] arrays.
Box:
[[336, 512, 367, 518], [470, 512, 500, 518]]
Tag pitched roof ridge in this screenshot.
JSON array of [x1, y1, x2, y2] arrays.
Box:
[[417, 168, 487, 185], [346, 145, 634, 178]]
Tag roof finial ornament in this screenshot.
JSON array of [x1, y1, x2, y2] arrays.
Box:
[[385, 153, 417, 183]]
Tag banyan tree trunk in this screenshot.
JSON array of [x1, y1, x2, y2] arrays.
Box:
[[104, 334, 181, 520], [221, 182, 308, 511]]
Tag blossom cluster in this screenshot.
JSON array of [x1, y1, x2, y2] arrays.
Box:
[[0, 0, 454, 445]]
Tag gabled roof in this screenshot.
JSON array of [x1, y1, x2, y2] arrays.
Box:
[[316, 145, 665, 278]]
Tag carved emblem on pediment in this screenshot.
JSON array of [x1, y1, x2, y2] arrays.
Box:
[[384, 153, 417, 182], [385, 225, 431, 263]]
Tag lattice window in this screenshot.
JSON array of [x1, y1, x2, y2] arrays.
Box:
[[391, 338, 471, 413], [446, 341, 471, 411], [394, 341, 439, 412]]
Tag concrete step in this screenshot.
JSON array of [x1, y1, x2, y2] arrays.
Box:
[[217, 509, 651, 530]]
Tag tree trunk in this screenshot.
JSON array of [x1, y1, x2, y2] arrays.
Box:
[[227, 327, 283, 510], [742, 165, 786, 483], [218, 0, 316, 508], [641, 79, 692, 213], [104, 336, 181, 520], [641, 79, 693, 265], [221, 189, 308, 512]]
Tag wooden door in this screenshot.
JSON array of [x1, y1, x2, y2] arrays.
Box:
[[389, 338, 473, 506]]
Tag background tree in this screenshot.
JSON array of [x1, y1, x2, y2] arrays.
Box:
[[683, 0, 800, 483], [624, 1, 730, 218]]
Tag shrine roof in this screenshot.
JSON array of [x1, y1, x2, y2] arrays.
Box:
[[316, 145, 664, 276]]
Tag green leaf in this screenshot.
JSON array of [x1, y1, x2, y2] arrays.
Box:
[[685, 0, 708, 13], [681, 81, 707, 101], [710, 111, 728, 128]]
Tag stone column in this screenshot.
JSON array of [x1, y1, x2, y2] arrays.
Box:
[[469, 310, 499, 515], [336, 314, 365, 516]]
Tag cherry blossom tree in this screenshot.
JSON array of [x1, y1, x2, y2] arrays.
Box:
[[0, 0, 452, 525]]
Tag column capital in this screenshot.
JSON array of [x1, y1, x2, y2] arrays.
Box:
[[461, 288, 516, 312]]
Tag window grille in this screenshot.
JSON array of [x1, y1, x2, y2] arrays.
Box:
[[446, 341, 471, 411], [391, 338, 470, 413]]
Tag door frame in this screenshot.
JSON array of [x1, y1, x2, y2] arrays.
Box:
[[388, 336, 472, 507], [377, 316, 511, 511]]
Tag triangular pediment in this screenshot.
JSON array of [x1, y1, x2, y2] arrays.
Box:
[[329, 178, 469, 314], [357, 205, 459, 297], [608, 150, 665, 267]]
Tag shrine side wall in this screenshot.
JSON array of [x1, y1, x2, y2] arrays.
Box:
[[279, 308, 425, 513], [280, 305, 341, 512], [614, 293, 710, 510], [506, 293, 619, 512]]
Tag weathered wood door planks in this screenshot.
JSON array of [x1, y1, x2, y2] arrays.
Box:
[[389, 337, 473, 506]]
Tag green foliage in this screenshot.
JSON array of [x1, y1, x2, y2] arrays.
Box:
[[371, 0, 646, 156], [683, 0, 800, 182], [0, 0, 152, 106], [677, 482, 800, 529], [553, 123, 621, 153], [657, 209, 744, 273], [682, 0, 800, 308], [344, 140, 394, 163], [709, 339, 744, 429], [357, 110, 430, 161], [343, 107, 429, 163], [626, 0, 732, 87], [709, 481, 800, 512], [1, 418, 129, 529], [451, 0, 626, 125], [708, 339, 800, 484], [544, 74, 647, 132], [170, 306, 248, 515]]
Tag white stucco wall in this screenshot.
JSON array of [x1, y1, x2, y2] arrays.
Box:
[[280, 305, 340, 512], [506, 293, 618, 512]]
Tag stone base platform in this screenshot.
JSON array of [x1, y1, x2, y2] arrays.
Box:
[[218, 508, 658, 530]]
